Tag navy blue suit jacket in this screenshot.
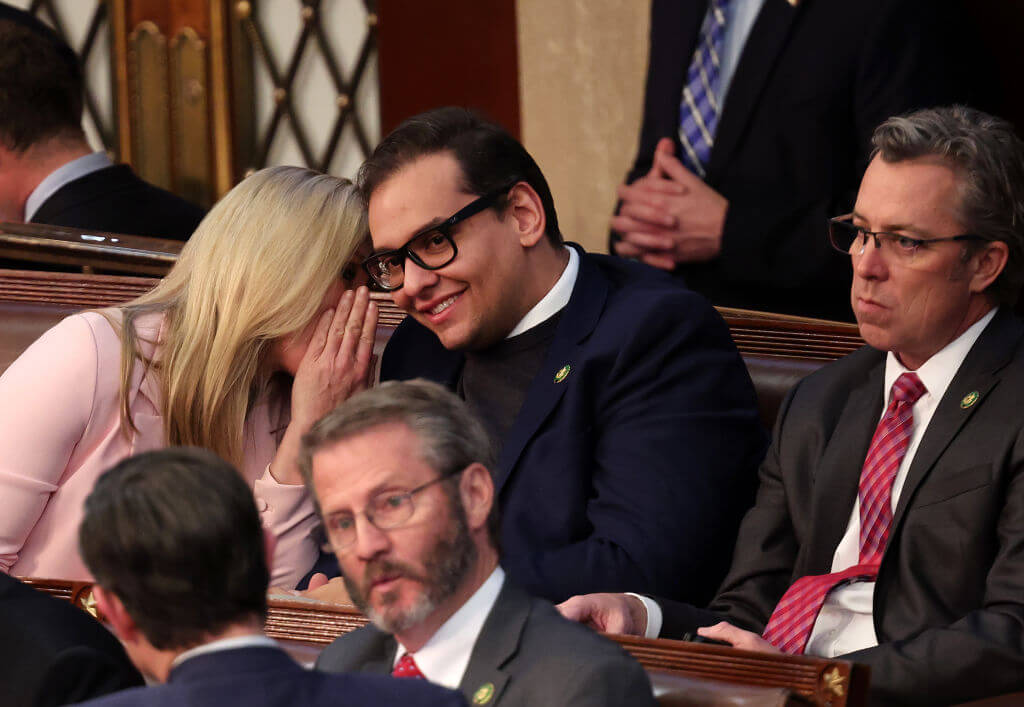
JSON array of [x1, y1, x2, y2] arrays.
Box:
[[381, 246, 768, 603], [73, 645, 467, 707]]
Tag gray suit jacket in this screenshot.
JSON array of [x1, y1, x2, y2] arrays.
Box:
[[317, 581, 655, 707], [658, 309, 1024, 705]]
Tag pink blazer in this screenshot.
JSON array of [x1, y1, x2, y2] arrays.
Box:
[[0, 311, 318, 588]]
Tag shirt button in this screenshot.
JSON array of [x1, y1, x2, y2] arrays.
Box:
[[257, 498, 269, 512]]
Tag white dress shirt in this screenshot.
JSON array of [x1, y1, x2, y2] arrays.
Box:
[[643, 308, 999, 645], [393, 566, 505, 689], [23, 151, 113, 221], [719, 0, 767, 114], [805, 307, 998, 656], [506, 247, 578, 339], [171, 633, 280, 670]]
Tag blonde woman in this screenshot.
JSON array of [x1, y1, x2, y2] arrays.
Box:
[[0, 166, 377, 588]]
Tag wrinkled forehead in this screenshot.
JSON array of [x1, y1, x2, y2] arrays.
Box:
[[854, 155, 967, 230], [310, 422, 437, 505]]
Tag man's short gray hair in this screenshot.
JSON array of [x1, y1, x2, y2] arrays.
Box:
[[871, 105, 1024, 306], [299, 379, 498, 544]]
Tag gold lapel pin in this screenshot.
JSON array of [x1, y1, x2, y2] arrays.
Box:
[[554, 364, 571, 383], [473, 682, 495, 705], [960, 391, 980, 409]]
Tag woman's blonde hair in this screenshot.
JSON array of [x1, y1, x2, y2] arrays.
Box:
[[112, 166, 367, 467]]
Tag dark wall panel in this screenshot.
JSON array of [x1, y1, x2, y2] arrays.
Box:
[[377, 1, 520, 138]]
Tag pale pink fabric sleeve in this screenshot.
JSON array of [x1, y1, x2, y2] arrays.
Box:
[[0, 315, 98, 572], [254, 467, 319, 588]]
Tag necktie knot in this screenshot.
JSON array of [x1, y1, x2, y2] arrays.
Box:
[[392, 653, 426, 679], [892, 372, 926, 406]]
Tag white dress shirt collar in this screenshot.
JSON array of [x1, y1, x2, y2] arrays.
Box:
[[393, 566, 505, 689], [506, 246, 579, 339], [171, 634, 278, 670], [883, 307, 998, 405], [24, 151, 113, 221]]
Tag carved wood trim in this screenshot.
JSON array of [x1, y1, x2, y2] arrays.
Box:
[[18, 577, 866, 706]]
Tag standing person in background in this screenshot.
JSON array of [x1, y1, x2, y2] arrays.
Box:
[[0, 166, 377, 587], [612, 0, 989, 321], [0, 3, 205, 239]]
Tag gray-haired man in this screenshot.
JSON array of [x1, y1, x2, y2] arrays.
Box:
[[302, 380, 655, 707]]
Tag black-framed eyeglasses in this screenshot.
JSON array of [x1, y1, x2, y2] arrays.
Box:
[[362, 183, 518, 291], [828, 215, 988, 269], [323, 467, 465, 549]]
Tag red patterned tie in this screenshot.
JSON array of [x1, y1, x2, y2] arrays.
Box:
[[392, 653, 426, 679], [762, 372, 927, 654]]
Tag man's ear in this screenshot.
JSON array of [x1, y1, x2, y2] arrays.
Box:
[[459, 462, 495, 533], [508, 182, 548, 248], [93, 585, 139, 644], [968, 240, 1009, 294]]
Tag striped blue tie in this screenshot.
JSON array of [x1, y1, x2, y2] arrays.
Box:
[[678, 0, 730, 178]]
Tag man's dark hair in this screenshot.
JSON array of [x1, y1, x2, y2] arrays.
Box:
[[0, 5, 84, 152], [357, 106, 563, 245], [872, 105, 1024, 306], [79, 447, 269, 651]]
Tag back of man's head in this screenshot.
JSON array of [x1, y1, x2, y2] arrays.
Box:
[[0, 4, 84, 152], [871, 105, 1024, 306], [357, 106, 562, 245], [79, 447, 269, 651]]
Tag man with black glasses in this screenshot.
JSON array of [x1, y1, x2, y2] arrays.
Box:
[[303, 381, 654, 707], [356, 107, 767, 606], [559, 106, 1024, 706]]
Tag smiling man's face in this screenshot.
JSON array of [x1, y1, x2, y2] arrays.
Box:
[[311, 422, 475, 634], [367, 151, 535, 351]]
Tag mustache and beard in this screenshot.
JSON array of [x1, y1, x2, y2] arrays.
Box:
[[342, 491, 477, 635]]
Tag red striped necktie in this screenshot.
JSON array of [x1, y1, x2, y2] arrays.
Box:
[[392, 653, 426, 679], [762, 372, 927, 654]]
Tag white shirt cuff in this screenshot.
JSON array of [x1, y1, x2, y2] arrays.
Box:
[[625, 593, 663, 639]]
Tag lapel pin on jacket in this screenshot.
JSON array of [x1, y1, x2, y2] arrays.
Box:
[[960, 391, 980, 409], [786, 0, 800, 6], [473, 682, 495, 704], [554, 364, 571, 383]]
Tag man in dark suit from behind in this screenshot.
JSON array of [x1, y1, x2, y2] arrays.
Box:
[[358, 107, 767, 606], [302, 380, 654, 707], [73, 447, 467, 707], [561, 106, 1024, 705], [0, 3, 204, 239], [0, 573, 142, 707]]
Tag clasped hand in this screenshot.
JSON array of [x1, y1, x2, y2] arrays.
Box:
[[611, 137, 728, 269]]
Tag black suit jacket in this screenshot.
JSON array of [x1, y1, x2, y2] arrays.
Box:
[[0, 573, 142, 707], [382, 246, 767, 603], [658, 309, 1024, 705], [75, 644, 467, 707], [625, 0, 987, 321], [316, 580, 654, 707], [31, 164, 205, 241]]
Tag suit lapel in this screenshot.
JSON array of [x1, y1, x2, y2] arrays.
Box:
[[493, 245, 607, 492], [709, 0, 802, 175], [803, 355, 884, 573], [458, 582, 530, 706], [891, 310, 1022, 530], [361, 633, 399, 676]]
